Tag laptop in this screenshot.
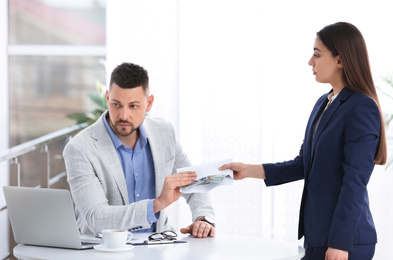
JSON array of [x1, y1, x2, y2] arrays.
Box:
[[3, 186, 100, 249]]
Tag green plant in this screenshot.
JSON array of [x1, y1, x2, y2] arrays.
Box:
[[378, 73, 393, 170], [67, 80, 107, 125]]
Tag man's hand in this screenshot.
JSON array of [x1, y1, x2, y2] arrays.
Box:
[[154, 171, 196, 213], [325, 247, 348, 260], [180, 221, 216, 238]]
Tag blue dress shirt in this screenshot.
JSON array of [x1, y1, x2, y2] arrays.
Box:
[[103, 113, 159, 232]]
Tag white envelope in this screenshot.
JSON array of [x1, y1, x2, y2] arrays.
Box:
[[178, 159, 234, 194]]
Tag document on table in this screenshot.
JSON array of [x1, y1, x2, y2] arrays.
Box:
[[127, 233, 187, 246], [178, 159, 234, 194], [95, 232, 186, 246]]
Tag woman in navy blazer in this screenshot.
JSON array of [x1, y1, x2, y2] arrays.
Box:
[[220, 22, 387, 260]]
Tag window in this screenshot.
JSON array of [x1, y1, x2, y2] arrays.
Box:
[[7, 0, 106, 187], [9, 0, 106, 145]]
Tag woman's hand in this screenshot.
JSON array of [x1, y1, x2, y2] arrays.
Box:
[[219, 162, 265, 180], [325, 247, 348, 260]]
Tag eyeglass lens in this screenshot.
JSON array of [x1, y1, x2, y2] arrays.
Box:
[[148, 230, 177, 241]]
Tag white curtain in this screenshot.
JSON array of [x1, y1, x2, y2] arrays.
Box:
[[0, 0, 10, 258], [107, 1, 393, 258]]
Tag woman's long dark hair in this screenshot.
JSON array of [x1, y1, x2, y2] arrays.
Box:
[[317, 22, 387, 165]]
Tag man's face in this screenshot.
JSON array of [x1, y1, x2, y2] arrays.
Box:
[[106, 84, 153, 137]]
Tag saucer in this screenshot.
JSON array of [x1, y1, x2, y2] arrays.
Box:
[[94, 244, 134, 253]]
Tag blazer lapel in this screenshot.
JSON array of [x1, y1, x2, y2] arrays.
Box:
[[303, 92, 329, 175], [92, 113, 130, 204], [143, 118, 167, 197], [310, 94, 330, 138], [312, 88, 352, 152]]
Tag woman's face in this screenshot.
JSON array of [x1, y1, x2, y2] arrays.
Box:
[[308, 37, 343, 87]]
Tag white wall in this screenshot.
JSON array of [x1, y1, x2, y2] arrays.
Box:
[[107, 1, 393, 258], [106, 0, 180, 128]]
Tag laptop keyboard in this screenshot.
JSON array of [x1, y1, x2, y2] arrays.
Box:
[[81, 241, 100, 246]]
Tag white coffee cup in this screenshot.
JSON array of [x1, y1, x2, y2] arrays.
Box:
[[102, 229, 133, 249]]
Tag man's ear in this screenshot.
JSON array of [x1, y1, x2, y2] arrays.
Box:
[[106, 90, 110, 108], [146, 94, 154, 112]]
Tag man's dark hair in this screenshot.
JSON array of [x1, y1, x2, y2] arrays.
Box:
[[109, 63, 149, 94]]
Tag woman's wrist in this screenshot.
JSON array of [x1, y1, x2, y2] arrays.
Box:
[[250, 164, 265, 179]]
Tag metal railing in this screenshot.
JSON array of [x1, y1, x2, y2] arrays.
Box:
[[0, 122, 88, 260], [0, 122, 88, 189]]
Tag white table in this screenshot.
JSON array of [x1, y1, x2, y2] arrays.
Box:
[[14, 234, 305, 260]]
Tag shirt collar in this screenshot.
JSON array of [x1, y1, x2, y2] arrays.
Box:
[[103, 111, 148, 150], [137, 122, 149, 149], [327, 91, 339, 103]]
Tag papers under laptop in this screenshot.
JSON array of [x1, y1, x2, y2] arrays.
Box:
[[3, 186, 100, 249]]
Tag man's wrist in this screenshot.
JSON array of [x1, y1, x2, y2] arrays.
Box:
[[153, 198, 164, 214]]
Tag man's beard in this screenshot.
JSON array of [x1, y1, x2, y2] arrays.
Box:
[[110, 119, 139, 137]]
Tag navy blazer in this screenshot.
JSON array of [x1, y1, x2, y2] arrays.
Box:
[[264, 87, 380, 252]]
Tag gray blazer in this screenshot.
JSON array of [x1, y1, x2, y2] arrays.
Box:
[[63, 113, 214, 235]]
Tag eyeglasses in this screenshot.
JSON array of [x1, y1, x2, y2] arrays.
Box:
[[148, 230, 178, 242]]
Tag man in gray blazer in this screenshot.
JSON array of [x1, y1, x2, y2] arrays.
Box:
[[63, 63, 215, 238]]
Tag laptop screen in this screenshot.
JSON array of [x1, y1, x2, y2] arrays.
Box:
[[3, 186, 98, 249]]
